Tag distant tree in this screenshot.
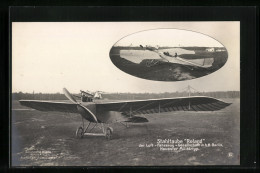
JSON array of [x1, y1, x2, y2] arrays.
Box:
[[12, 91, 240, 101]]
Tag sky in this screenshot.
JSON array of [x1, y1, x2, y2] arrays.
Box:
[[12, 22, 240, 93], [115, 28, 224, 47]]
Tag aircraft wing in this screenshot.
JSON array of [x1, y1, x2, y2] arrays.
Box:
[[19, 100, 78, 113], [96, 96, 231, 116]]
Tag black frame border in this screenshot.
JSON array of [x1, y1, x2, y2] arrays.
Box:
[[1, 5, 258, 172]]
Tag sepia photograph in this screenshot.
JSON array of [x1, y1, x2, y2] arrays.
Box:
[[11, 22, 240, 166]]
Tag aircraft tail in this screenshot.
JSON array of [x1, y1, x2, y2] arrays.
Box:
[[178, 57, 214, 68]]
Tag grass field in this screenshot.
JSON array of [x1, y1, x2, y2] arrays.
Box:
[[11, 98, 240, 166]]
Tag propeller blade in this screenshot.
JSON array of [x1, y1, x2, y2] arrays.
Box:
[[63, 88, 77, 104], [79, 104, 98, 122], [63, 88, 98, 123]]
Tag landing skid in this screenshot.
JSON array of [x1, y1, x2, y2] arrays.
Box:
[[76, 117, 113, 140]]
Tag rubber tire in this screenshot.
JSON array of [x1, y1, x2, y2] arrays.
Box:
[[146, 61, 151, 67], [105, 127, 113, 140], [76, 126, 84, 139]]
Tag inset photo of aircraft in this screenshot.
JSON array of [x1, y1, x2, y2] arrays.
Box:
[[109, 29, 228, 81], [139, 45, 214, 69]]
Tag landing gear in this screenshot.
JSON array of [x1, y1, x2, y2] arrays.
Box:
[[105, 127, 113, 140], [75, 117, 113, 140], [146, 61, 153, 67], [146, 60, 160, 67], [76, 126, 84, 138]]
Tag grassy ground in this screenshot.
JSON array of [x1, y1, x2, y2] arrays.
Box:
[[11, 98, 239, 166]]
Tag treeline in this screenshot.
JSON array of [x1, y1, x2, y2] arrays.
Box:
[[12, 92, 67, 100], [105, 91, 240, 100], [12, 91, 240, 100]]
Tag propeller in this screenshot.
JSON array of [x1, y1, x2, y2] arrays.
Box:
[[63, 88, 77, 104], [63, 88, 98, 122]]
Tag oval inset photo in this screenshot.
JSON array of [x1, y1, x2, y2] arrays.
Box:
[[109, 29, 228, 81]]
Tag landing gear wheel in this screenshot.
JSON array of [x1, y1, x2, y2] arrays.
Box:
[[105, 127, 113, 140], [146, 61, 152, 67], [76, 126, 84, 139]]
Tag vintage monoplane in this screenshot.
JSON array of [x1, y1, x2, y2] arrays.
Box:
[[138, 45, 214, 68], [19, 88, 231, 140]]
